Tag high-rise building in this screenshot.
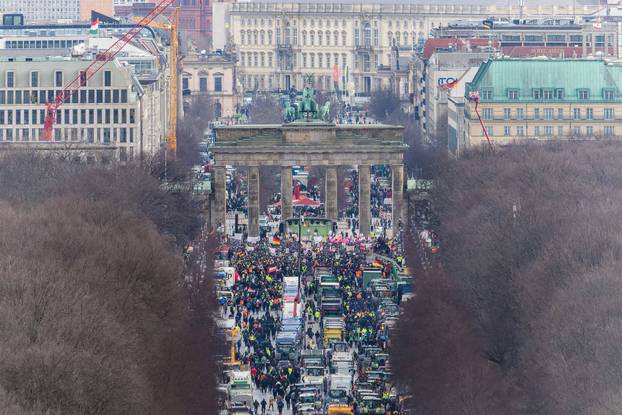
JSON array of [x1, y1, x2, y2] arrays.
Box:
[[0, 0, 80, 22]]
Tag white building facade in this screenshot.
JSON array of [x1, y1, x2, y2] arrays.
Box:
[[0, 0, 80, 22], [214, 1, 601, 96]]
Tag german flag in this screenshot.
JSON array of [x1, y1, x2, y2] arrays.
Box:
[[271, 236, 281, 245], [372, 260, 384, 268]]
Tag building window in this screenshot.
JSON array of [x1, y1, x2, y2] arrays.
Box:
[[214, 76, 222, 92], [200, 77, 208, 92], [534, 108, 540, 120], [534, 126, 540, 137], [182, 78, 189, 90], [55, 71, 63, 87], [341, 31, 347, 46], [544, 126, 553, 136], [533, 89, 542, 100], [586, 108, 593, 120], [573, 126, 581, 136], [31, 71, 39, 87], [503, 108, 511, 120], [586, 126, 594, 136], [544, 108, 554, 120], [6, 71, 14, 88], [482, 108, 493, 120], [604, 108, 614, 120], [577, 89, 589, 100], [605, 126, 615, 136], [516, 108, 524, 120], [104, 71, 112, 87], [517, 126, 524, 136], [507, 89, 519, 100], [603, 89, 614, 100], [543, 89, 553, 100], [504, 126, 511, 136], [557, 108, 564, 120], [557, 126, 564, 136], [486, 126, 493, 136], [481, 89, 492, 100], [554, 89, 564, 100], [573, 108, 581, 120]]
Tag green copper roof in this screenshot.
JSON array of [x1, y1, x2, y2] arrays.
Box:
[[465, 59, 622, 102]]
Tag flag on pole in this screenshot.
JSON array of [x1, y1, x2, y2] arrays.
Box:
[[593, 17, 602, 29], [90, 18, 99, 35], [439, 79, 459, 91], [345, 64, 350, 83], [372, 260, 384, 268], [271, 236, 281, 245], [333, 64, 339, 83]]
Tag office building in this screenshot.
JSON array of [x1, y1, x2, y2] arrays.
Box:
[[0, 22, 171, 161]]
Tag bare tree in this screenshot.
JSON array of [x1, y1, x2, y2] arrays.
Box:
[[394, 142, 622, 414], [248, 93, 282, 124], [369, 89, 401, 121]]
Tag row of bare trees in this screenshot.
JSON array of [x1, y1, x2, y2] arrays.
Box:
[[0, 153, 219, 414], [392, 143, 622, 414]]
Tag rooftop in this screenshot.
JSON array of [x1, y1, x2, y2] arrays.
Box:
[[466, 58, 622, 102]]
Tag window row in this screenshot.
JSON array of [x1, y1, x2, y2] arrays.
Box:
[[0, 108, 136, 126], [4, 70, 113, 88], [0, 88, 129, 105], [6, 39, 84, 50], [239, 52, 274, 68], [0, 127, 135, 143], [492, 125, 616, 137], [498, 88, 617, 101], [482, 107, 616, 120], [301, 53, 349, 70]]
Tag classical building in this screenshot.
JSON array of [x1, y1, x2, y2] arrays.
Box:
[[0, 23, 171, 161], [463, 59, 622, 147], [213, 1, 600, 97], [211, 123, 406, 238], [182, 50, 238, 120]]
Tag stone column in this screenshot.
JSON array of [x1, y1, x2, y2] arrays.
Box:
[[281, 165, 293, 221], [392, 164, 404, 231], [214, 165, 227, 234], [358, 164, 371, 236], [325, 166, 338, 222], [248, 166, 260, 238]]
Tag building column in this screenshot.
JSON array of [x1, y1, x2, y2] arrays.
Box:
[[358, 164, 371, 236], [281, 165, 293, 221], [325, 166, 338, 222], [214, 165, 227, 234], [248, 166, 260, 238], [392, 164, 404, 231]]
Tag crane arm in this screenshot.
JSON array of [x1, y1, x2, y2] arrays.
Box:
[[42, 0, 177, 141], [468, 91, 493, 148]]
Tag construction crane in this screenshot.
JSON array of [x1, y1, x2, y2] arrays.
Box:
[[133, 7, 179, 158], [42, 0, 177, 142], [468, 91, 493, 148]]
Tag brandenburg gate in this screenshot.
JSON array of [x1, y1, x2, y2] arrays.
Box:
[[211, 88, 407, 238]]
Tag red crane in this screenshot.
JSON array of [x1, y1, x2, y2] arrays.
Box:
[[468, 91, 493, 148], [42, 0, 177, 141]]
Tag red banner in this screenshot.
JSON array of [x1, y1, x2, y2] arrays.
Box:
[[333, 64, 339, 83]]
